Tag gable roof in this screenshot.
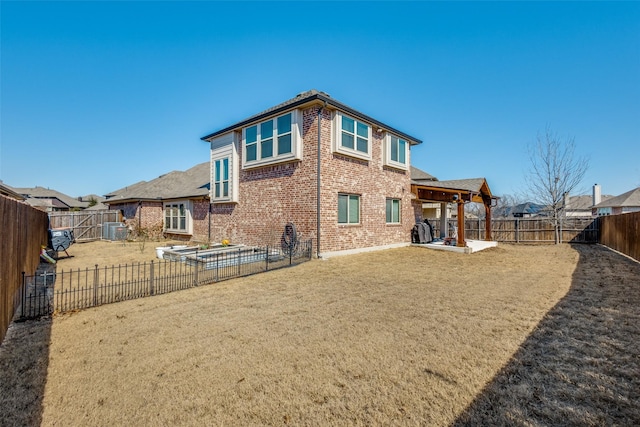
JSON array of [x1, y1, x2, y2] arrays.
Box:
[[104, 162, 210, 204], [201, 89, 423, 146], [11, 186, 88, 209], [593, 187, 640, 208], [421, 178, 489, 194], [566, 194, 614, 211]]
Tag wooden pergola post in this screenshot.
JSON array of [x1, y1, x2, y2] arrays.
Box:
[[457, 199, 465, 247], [484, 202, 492, 240]]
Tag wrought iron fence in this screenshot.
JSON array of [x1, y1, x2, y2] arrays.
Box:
[[18, 239, 313, 319]]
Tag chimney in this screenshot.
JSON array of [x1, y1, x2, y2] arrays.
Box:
[[593, 184, 602, 206]]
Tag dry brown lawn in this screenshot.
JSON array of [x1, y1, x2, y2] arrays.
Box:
[[1, 242, 638, 426]]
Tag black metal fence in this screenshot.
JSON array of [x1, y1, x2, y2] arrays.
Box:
[[18, 239, 313, 319]]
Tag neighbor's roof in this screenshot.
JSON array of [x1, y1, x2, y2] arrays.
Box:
[[201, 89, 423, 145], [593, 187, 640, 208], [104, 162, 210, 204], [11, 186, 87, 209], [494, 202, 546, 217], [566, 194, 614, 210]]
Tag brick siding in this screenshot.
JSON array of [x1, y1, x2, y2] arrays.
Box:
[[111, 105, 420, 254], [210, 105, 419, 254]]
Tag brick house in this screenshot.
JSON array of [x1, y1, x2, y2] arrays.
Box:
[[104, 162, 212, 242], [201, 90, 424, 257]]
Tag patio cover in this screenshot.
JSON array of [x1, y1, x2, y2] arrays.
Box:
[[411, 177, 497, 247]]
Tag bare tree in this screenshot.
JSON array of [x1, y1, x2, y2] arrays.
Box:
[[527, 127, 589, 243]]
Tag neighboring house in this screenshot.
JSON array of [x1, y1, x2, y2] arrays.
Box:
[[201, 89, 424, 256], [10, 186, 89, 212], [592, 186, 640, 216], [104, 162, 211, 241], [79, 194, 108, 210]]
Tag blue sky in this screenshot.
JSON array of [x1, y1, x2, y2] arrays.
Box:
[[2, 1, 639, 199]]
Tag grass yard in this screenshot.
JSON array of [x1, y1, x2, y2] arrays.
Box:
[[1, 243, 638, 426]]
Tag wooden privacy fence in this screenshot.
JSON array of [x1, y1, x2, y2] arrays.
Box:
[[18, 239, 314, 319], [0, 195, 49, 344], [48, 210, 121, 242], [598, 211, 640, 261], [425, 217, 599, 244]]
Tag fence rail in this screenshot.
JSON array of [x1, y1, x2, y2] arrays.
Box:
[[18, 239, 313, 319]]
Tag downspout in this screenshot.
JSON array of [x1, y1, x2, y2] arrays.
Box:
[[316, 103, 325, 258], [208, 201, 212, 243]]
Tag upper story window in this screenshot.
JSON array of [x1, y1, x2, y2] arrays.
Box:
[[334, 112, 371, 161], [210, 132, 239, 203], [164, 201, 191, 234], [384, 134, 409, 170], [213, 158, 229, 199], [243, 111, 301, 168]]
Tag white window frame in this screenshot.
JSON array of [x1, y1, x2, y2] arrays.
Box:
[[210, 132, 240, 203], [242, 110, 302, 169], [333, 112, 371, 161], [338, 193, 360, 224], [384, 134, 409, 170], [213, 157, 230, 199], [386, 198, 401, 224], [164, 201, 192, 234]]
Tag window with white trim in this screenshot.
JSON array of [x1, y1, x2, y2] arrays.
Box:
[[385, 134, 409, 169], [334, 113, 371, 160], [164, 201, 191, 233], [386, 198, 401, 223], [338, 193, 360, 224], [243, 112, 299, 167], [213, 158, 229, 199], [210, 132, 239, 203]]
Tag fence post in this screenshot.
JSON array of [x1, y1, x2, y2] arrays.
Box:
[[215, 253, 219, 282], [194, 259, 199, 286], [93, 264, 99, 307], [150, 261, 155, 296], [237, 248, 241, 276], [265, 245, 269, 271]]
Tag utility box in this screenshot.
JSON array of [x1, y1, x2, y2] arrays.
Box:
[[102, 222, 125, 240], [110, 224, 128, 241]]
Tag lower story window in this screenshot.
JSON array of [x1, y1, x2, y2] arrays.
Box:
[[386, 198, 401, 223], [338, 193, 360, 224], [165, 202, 189, 233]]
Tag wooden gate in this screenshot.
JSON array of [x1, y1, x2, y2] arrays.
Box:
[[48, 210, 121, 242]]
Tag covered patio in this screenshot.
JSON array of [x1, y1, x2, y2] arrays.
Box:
[[411, 177, 498, 250]]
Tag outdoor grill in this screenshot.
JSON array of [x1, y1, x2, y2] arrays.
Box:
[[48, 228, 75, 257]]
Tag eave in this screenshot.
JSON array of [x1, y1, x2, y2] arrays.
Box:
[[201, 91, 422, 146]]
